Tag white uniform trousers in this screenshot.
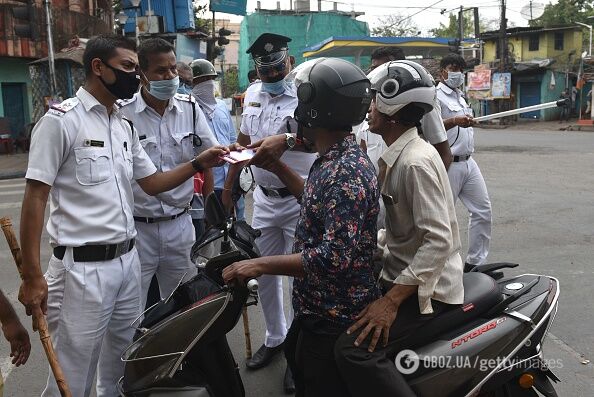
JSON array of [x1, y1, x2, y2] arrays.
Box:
[[135, 213, 195, 310], [251, 187, 301, 348], [448, 157, 492, 266], [42, 247, 141, 397]]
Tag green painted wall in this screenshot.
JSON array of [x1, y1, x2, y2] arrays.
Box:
[[0, 57, 33, 131], [238, 12, 369, 90]]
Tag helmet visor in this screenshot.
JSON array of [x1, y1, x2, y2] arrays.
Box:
[[284, 58, 327, 88]]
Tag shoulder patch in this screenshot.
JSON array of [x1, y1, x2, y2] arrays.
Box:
[[49, 97, 80, 116], [174, 93, 195, 103], [116, 97, 135, 107]]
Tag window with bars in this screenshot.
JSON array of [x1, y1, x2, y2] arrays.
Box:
[[554, 32, 564, 51], [528, 34, 539, 52]]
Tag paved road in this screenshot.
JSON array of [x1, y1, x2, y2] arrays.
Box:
[[1, 127, 593, 395]]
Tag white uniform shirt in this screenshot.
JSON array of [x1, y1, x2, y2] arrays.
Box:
[[240, 82, 316, 188], [119, 92, 218, 217], [25, 87, 157, 246], [436, 82, 474, 157], [419, 98, 448, 145]]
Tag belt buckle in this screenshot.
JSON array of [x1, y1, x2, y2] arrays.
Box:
[[268, 189, 281, 198], [113, 241, 127, 258]]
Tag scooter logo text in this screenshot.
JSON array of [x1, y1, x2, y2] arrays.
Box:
[[451, 317, 507, 349]]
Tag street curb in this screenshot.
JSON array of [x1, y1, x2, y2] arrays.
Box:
[[0, 171, 26, 181]]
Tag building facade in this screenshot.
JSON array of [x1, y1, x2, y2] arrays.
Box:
[[481, 26, 583, 121], [0, 0, 111, 139]]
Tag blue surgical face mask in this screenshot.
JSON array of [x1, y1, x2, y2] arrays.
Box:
[[147, 75, 179, 100], [261, 79, 289, 95], [177, 82, 192, 95], [446, 71, 464, 88]]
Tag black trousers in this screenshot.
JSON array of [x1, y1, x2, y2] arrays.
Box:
[[334, 294, 458, 397], [284, 317, 352, 397]]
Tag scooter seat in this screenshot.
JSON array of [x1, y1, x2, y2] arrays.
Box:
[[409, 272, 503, 348]]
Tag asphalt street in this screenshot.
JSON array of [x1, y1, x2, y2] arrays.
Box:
[[0, 126, 593, 396]]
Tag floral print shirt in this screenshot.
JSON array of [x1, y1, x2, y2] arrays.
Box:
[[293, 135, 381, 328]]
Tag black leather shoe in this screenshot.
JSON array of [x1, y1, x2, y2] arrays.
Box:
[[283, 365, 296, 394], [246, 343, 284, 369]]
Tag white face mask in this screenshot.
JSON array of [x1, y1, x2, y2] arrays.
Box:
[[192, 79, 217, 117], [446, 71, 464, 88]]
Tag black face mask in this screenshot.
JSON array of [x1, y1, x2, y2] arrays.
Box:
[[99, 60, 140, 100]]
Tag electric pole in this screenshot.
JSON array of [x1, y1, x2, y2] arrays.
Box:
[[498, 0, 507, 72]]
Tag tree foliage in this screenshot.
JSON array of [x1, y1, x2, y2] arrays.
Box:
[[532, 0, 594, 27], [371, 14, 420, 37], [222, 66, 239, 97], [194, 3, 211, 35], [430, 11, 499, 38]]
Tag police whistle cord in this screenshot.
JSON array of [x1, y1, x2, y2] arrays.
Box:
[[474, 99, 570, 122], [0, 217, 72, 397]]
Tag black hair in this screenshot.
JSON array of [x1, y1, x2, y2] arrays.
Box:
[[83, 34, 137, 77], [371, 46, 405, 61], [138, 38, 175, 71], [440, 53, 466, 70], [394, 103, 426, 127], [247, 69, 258, 81]]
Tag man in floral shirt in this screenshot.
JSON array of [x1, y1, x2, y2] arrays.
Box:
[[223, 58, 379, 396]]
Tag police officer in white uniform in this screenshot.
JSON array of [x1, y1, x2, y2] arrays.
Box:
[[119, 38, 218, 310], [18, 34, 230, 397], [436, 53, 492, 267], [233, 33, 316, 392]]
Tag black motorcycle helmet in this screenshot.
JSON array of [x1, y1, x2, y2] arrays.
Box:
[[287, 58, 372, 130]]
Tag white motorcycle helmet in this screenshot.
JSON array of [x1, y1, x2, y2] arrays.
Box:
[[367, 60, 435, 118]]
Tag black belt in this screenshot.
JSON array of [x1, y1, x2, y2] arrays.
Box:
[[258, 185, 292, 198], [133, 208, 189, 224], [453, 154, 472, 162], [53, 239, 135, 262]]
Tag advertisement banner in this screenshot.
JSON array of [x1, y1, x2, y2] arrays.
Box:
[[467, 70, 491, 91], [491, 72, 511, 98], [210, 0, 248, 16]]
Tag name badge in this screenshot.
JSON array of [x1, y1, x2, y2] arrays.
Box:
[[248, 102, 261, 108], [84, 139, 104, 148]]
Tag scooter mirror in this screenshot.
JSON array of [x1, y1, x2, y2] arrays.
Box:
[[238, 166, 255, 194], [204, 192, 227, 227]]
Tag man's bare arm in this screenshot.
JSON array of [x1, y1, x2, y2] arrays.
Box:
[[19, 180, 51, 319], [432, 140, 452, 170]]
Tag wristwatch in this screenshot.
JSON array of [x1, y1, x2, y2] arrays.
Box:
[[285, 133, 296, 150], [191, 157, 203, 172]]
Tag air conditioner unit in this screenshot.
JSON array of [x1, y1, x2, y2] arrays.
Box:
[[137, 15, 163, 34]]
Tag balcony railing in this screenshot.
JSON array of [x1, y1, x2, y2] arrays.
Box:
[[0, 1, 111, 58]]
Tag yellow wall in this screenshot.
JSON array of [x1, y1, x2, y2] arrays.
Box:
[[482, 29, 583, 63]]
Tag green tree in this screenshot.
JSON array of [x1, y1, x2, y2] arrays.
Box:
[[222, 66, 239, 98], [194, 3, 211, 35], [533, 0, 594, 27], [371, 13, 420, 37], [430, 11, 498, 38]]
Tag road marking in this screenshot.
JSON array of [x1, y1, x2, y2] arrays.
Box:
[[0, 182, 25, 189], [0, 202, 21, 210], [0, 191, 23, 197]]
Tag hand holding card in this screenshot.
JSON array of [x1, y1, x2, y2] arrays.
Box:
[[222, 149, 255, 164]]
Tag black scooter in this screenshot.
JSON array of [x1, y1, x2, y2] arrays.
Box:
[[400, 263, 561, 396], [117, 192, 260, 397]]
